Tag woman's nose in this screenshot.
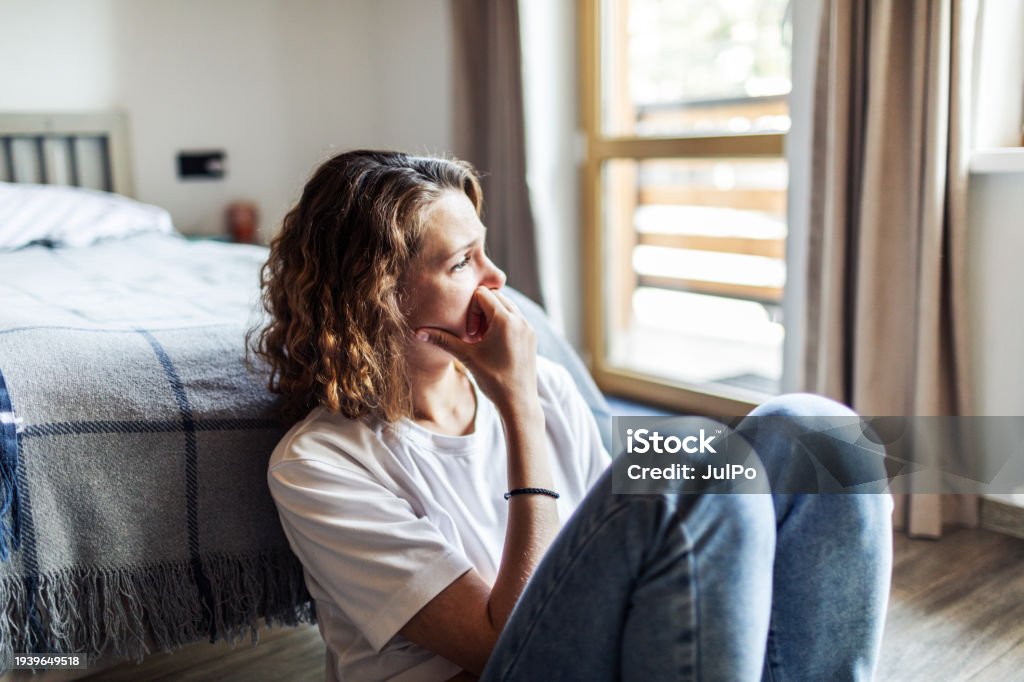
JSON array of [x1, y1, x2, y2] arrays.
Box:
[[481, 257, 507, 290]]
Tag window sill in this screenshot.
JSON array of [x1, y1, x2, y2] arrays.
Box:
[[970, 148, 1024, 174]]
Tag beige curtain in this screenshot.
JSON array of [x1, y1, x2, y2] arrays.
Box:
[[450, 0, 544, 307], [805, 0, 980, 537]]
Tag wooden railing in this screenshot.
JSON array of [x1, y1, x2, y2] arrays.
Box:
[[621, 95, 788, 308]]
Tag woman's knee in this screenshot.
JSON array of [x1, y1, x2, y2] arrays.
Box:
[[804, 493, 894, 569], [738, 394, 889, 493], [593, 487, 775, 563], [679, 492, 776, 557], [845, 489, 895, 538], [747, 392, 857, 418]]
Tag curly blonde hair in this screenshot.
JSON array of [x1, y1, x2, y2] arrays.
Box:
[[249, 150, 483, 423]]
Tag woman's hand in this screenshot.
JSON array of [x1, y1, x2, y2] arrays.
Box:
[[415, 286, 538, 417], [406, 287, 558, 673]]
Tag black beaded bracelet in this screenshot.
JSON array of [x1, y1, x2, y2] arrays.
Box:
[[504, 487, 560, 501]]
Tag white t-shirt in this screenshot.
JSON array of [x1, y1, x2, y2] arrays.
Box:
[[267, 357, 611, 682]]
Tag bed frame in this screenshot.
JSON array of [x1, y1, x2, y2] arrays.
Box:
[[0, 112, 133, 196]]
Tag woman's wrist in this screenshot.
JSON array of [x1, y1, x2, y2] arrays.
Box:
[[496, 394, 543, 427], [500, 397, 551, 490]]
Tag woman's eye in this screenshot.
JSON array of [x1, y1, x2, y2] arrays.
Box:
[[451, 255, 471, 272]]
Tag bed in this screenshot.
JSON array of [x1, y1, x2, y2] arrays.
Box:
[[0, 112, 317, 675], [0, 112, 612, 675]]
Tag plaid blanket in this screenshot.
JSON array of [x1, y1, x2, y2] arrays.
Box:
[[0, 234, 313, 670]]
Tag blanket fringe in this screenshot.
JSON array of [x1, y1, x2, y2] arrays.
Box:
[[0, 549, 315, 673]]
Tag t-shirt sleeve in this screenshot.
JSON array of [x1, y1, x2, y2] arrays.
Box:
[[543, 359, 612, 490], [267, 456, 474, 652]]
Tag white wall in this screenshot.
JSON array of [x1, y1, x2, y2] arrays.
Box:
[[781, 0, 822, 393], [968, 0, 1024, 508], [368, 0, 452, 156], [967, 169, 1024, 507], [519, 0, 581, 349], [0, 0, 118, 109], [973, 0, 1024, 149], [0, 0, 452, 239]]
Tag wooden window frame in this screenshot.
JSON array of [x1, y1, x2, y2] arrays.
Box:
[[577, 0, 787, 417]]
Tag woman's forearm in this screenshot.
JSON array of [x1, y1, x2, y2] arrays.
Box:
[[487, 399, 560, 631]]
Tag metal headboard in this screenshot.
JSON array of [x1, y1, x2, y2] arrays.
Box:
[[0, 112, 134, 197]]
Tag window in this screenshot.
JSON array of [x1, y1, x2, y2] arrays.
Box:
[[579, 0, 793, 414]]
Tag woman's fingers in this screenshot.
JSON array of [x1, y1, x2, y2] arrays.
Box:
[[473, 286, 506, 318], [416, 327, 474, 362], [466, 287, 506, 339], [490, 288, 519, 314], [425, 288, 538, 415], [475, 287, 521, 320]]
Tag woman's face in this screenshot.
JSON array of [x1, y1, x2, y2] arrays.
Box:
[[403, 190, 506, 365]]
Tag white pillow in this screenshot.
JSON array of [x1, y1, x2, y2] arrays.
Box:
[[0, 182, 176, 250]]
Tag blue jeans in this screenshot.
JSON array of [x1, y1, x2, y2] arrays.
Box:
[[480, 394, 893, 681]]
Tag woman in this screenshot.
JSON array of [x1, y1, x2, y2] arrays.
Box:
[[254, 150, 893, 681]]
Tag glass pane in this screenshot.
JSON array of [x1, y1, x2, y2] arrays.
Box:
[[601, 0, 792, 137], [602, 158, 787, 397]]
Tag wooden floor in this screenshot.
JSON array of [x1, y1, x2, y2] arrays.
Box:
[[74, 527, 1024, 681], [879, 527, 1024, 680]]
